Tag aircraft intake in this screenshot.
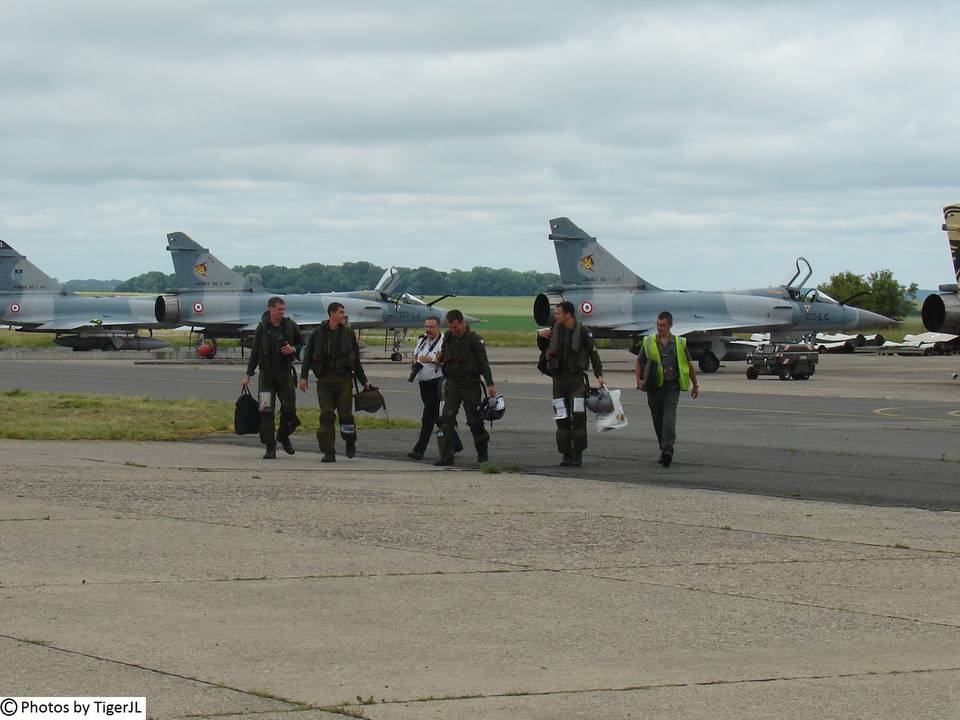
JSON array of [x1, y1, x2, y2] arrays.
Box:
[[154, 295, 182, 324], [534, 292, 563, 326], [921, 292, 960, 334]]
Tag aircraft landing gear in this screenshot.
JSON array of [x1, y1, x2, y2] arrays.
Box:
[[698, 352, 720, 374], [383, 328, 408, 362]]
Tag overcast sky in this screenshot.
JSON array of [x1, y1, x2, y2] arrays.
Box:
[[1, 1, 958, 289]]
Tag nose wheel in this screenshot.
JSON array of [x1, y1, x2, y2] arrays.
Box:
[[390, 352, 403, 362]]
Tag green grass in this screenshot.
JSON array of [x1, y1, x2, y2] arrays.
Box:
[[0, 330, 58, 349], [453, 296, 532, 317], [0, 389, 417, 441]]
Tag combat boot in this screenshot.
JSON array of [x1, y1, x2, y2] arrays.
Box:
[[321, 451, 336, 463], [263, 445, 277, 460], [278, 435, 295, 455], [434, 456, 455, 466], [345, 437, 357, 458], [476, 442, 489, 464], [571, 453, 582, 467], [560, 453, 573, 466]]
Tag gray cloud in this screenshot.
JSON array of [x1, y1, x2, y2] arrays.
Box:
[[0, 2, 957, 289]]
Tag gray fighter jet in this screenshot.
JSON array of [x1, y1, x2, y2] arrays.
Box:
[[153, 232, 464, 359], [920, 204, 960, 334], [0, 240, 168, 350], [534, 218, 894, 372]]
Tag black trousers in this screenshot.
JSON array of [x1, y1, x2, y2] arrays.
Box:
[[413, 378, 442, 453]]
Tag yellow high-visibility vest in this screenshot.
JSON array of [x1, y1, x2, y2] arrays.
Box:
[[643, 334, 691, 390]]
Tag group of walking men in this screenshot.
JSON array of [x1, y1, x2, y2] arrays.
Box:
[[242, 297, 496, 466], [242, 297, 371, 462], [243, 296, 699, 467]]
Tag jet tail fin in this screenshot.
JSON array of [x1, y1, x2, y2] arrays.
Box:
[[0, 240, 61, 294], [548, 218, 658, 290], [942, 205, 960, 289], [166, 232, 250, 291]]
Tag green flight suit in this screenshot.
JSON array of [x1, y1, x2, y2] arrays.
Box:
[[436, 329, 494, 461], [537, 321, 603, 456], [246, 314, 304, 449], [302, 321, 368, 454]]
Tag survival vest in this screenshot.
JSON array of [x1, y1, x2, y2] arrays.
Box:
[[308, 321, 359, 375], [257, 316, 301, 369]]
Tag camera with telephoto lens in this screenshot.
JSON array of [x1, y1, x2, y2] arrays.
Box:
[[407, 362, 424, 383]]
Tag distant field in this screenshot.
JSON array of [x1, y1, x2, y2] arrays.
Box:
[[451, 296, 532, 317], [455, 296, 538, 337]]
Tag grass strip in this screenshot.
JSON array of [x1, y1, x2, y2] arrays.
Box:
[[0, 389, 417, 441]]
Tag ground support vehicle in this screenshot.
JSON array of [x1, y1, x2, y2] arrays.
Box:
[[746, 344, 818, 380]]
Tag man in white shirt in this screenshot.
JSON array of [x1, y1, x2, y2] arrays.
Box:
[[407, 316, 449, 460]]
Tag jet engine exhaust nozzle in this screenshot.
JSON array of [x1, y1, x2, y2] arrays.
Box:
[[155, 295, 181, 324], [534, 292, 563, 326], [922, 292, 960, 334]]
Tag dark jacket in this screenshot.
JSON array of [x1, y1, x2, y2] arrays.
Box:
[[440, 329, 493, 385], [301, 321, 368, 385], [537, 321, 603, 378], [246, 312, 304, 376]]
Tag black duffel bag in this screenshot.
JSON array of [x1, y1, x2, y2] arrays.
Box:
[[234, 386, 261, 434]]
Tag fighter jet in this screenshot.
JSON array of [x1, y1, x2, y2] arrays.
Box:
[[0, 240, 168, 350], [920, 204, 960, 335], [153, 232, 464, 359], [534, 218, 894, 373]]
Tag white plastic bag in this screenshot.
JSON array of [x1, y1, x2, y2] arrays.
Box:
[[595, 388, 628, 432]]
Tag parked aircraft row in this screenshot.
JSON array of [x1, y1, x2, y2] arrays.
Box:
[[0, 234, 458, 355], [4, 204, 957, 362]]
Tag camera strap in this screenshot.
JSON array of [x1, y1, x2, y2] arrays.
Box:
[[417, 334, 442, 356]]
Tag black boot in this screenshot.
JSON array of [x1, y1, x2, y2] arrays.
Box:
[[560, 453, 573, 466], [278, 435, 295, 455], [263, 445, 277, 460], [345, 437, 357, 459], [571, 453, 582, 467], [660, 451, 672, 467], [434, 456, 455, 466], [408, 450, 424, 460], [321, 451, 336, 463]]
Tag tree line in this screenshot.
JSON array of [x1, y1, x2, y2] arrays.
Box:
[[114, 262, 561, 296], [817, 269, 918, 320]]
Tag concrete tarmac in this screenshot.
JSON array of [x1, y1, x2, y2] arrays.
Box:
[[1, 439, 959, 719], [1, 349, 958, 509]]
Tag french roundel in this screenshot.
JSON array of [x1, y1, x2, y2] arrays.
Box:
[[193, 301, 204, 314], [9, 302, 21, 314], [580, 300, 594, 315]]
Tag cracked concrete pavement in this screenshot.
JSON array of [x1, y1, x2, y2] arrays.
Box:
[[1, 439, 958, 719]]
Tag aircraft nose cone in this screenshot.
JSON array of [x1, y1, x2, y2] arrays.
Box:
[[856, 308, 897, 328], [464, 313, 481, 324]]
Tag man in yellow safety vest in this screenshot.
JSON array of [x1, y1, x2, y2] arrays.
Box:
[[635, 311, 700, 467]]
